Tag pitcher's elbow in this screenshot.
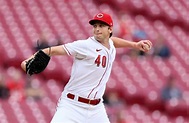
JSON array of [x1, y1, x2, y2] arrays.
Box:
[[21, 61, 26, 71]]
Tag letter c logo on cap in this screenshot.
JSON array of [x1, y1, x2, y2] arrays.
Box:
[[97, 13, 103, 18]]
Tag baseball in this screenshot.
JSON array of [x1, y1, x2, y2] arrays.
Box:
[[142, 43, 151, 51]]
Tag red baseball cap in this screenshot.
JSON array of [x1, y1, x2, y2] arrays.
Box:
[[89, 13, 113, 26]]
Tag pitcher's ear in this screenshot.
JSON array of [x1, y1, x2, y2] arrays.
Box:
[[108, 27, 113, 33]]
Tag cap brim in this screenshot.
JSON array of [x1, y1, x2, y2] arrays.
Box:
[[89, 19, 110, 26]]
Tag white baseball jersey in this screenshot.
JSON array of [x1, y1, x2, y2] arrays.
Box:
[[51, 36, 115, 123], [62, 36, 116, 100]]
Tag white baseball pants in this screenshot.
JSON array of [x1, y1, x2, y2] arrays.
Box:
[[50, 97, 110, 123]]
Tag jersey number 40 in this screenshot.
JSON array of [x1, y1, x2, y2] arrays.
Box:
[[95, 55, 106, 68]]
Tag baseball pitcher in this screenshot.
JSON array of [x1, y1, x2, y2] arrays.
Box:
[[21, 12, 152, 123]]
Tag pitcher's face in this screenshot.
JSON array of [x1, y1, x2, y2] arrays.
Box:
[[93, 22, 112, 41]]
